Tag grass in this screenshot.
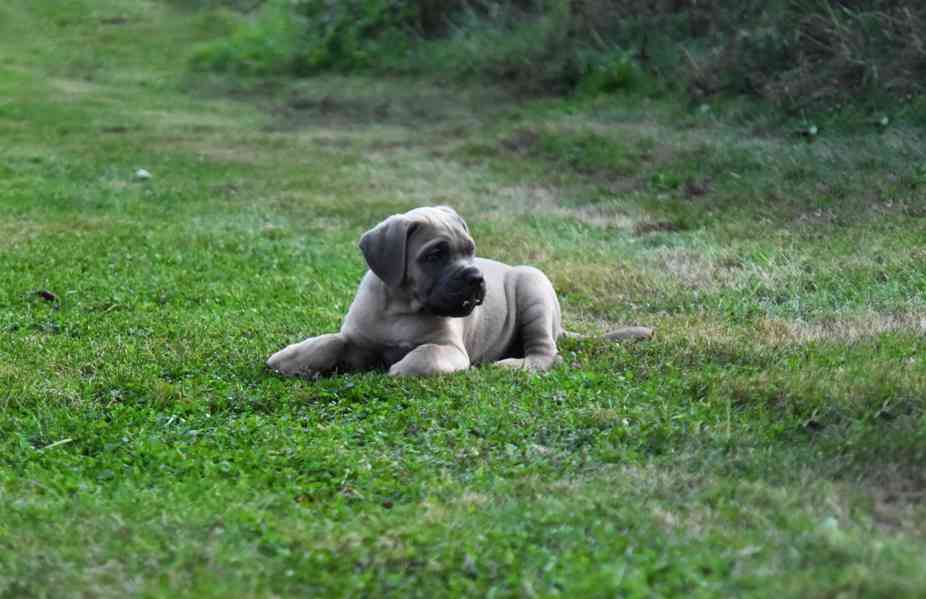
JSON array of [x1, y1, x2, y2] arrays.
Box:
[[1, 1, 926, 597]]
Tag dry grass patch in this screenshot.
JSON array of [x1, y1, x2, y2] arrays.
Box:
[[758, 312, 926, 345], [139, 107, 244, 132], [652, 317, 767, 368], [566, 204, 641, 230], [48, 77, 100, 98], [460, 185, 644, 232], [172, 139, 268, 166], [353, 153, 483, 209], [650, 247, 742, 291], [481, 184, 561, 216]]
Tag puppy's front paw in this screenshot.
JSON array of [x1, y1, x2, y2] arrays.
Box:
[[266, 345, 310, 377], [493, 358, 527, 370], [387, 343, 470, 377], [493, 354, 562, 373], [266, 333, 348, 378], [388, 359, 442, 377], [387, 362, 416, 377]]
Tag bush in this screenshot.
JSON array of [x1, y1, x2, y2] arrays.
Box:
[[401, 2, 589, 94], [681, 0, 926, 112], [190, 0, 655, 96], [189, 0, 926, 113], [287, 0, 420, 73], [767, 1, 926, 111], [191, 0, 425, 76], [190, 0, 301, 76]]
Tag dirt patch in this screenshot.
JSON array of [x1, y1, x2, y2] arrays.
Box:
[[499, 127, 540, 154], [99, 125, 138, 135], [868, 463, 926, 534], [795, 208, 837, 226], [99, 16, 130, 26], [683, 176, 713, 199]]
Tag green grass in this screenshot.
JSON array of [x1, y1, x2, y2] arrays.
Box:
[[2, 1, 926, 597]]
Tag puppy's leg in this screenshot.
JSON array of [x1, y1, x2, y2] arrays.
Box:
[[388, 344, 470, 377], [495, 267, 562, 373], [267, 333, 354, 377]]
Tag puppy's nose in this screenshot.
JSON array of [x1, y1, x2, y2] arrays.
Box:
[[462, 267, 484, 288]]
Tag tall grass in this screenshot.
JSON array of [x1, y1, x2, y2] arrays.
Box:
[[189, 0, 926, 115]]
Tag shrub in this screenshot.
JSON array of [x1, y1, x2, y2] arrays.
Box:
[[191, 0, 639, 95], [190, 0, 301, 76], [680, 0, 926, 112], [287, 0, 421, 74], [400, 1, 596, 95], [188, 0, 926, 113], [191, 0, 426, 76]]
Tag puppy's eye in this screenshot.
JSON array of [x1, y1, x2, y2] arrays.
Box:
[[424, 249, 444, 263]]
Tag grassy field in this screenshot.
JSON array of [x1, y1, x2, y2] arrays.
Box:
[[2, 1, 925, 597]]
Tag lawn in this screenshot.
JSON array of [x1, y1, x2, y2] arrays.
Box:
[[1, 1, 925, 597]]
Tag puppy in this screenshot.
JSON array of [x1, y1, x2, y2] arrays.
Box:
[[267, 206, 651, 377]]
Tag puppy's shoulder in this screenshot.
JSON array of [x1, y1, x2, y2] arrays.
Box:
[[474, 257, 513, 274]]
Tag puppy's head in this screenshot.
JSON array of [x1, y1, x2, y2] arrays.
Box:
[[359, 206, 485, 317]]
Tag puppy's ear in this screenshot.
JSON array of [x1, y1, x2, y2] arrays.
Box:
[[434, 205, 468, 232], [359, 215, 417, 288]]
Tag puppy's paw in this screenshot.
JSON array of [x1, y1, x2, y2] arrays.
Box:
[[494, 354, 562, 373], [387, 362, 417, 377], [266, 333, 348, 378], [494, 358, 527, 370], [388, 344, 471, 377], [266, 346, 309, 377], [388, 360, 450, 377]]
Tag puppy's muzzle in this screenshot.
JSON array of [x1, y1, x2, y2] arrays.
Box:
[[460, 266, 486, 311], [425, 265, 487, 317]]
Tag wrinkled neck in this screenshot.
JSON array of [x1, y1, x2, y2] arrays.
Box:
[[374, 274, 425, 316]]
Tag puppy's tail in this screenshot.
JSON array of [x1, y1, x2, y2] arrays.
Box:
[[563, 326, 654, 342]]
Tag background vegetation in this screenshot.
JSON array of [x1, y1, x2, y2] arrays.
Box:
[[190, 0, 926, 119], [1, 0, 924, 597]]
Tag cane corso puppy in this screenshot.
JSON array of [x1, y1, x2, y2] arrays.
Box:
[[267, 206, 651, 377]]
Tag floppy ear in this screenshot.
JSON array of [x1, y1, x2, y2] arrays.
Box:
[[358, 215, 416, 288], [434, 205, 469, 233]]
